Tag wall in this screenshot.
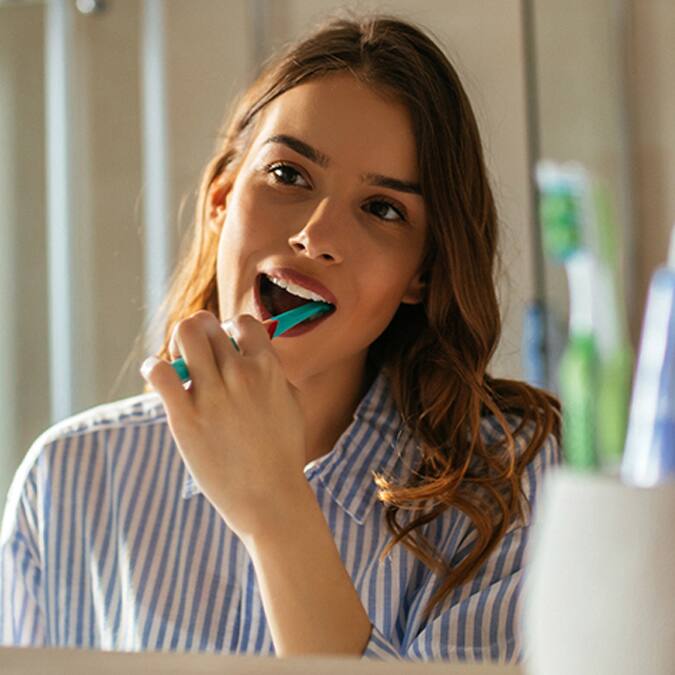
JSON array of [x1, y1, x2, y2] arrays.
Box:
[[629, 0, 675, 323], [0, 5, 47, 507]]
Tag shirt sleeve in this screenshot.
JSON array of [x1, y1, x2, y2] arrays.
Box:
[[0, 455, 47, 646], [362, 430, 561, 661]]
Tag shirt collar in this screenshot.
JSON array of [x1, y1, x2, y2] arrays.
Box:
[[181, 369, 420, 525]]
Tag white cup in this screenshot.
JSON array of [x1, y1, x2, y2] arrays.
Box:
[[522, 467, 675, 675]]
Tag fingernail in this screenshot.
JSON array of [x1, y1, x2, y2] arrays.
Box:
[[140, 355, 160, 378], [265, 321, 279, 339]]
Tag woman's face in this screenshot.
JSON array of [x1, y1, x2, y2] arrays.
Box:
[[212, 72, 427, 384]]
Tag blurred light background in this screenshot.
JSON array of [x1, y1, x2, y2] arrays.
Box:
[[0, 0, 673, 509]]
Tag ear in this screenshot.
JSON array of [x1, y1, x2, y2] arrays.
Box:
[[206, 172, 232, 234], [400, 270, 427, 305]]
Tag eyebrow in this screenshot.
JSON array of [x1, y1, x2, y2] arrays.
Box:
[[262, 134, 422, 196]]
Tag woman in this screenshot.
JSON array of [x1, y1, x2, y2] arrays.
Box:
[[1, 12, 560, 661]]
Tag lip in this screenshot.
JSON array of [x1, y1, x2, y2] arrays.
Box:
[[254, 272, 336, 335]]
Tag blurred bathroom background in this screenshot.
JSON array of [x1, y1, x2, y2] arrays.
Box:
[[0, 0, 673, 508]]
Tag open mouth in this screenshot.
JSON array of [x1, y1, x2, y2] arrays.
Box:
[[255, 273, 336, 331]]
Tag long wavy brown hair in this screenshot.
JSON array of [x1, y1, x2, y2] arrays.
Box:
[[146, 11, 560, 619]]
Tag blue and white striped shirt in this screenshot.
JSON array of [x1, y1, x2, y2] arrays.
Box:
[[1, 369, 559, 660]]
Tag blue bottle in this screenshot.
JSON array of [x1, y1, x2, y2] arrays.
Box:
[[621, 224, 675, 486]]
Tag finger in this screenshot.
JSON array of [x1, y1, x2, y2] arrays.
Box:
[[169, 311, 223, 359], [170, 312, 224, 389], [140, 356, 194, 422], [201, 318, 237, 374], [224, 314, 278, 359]]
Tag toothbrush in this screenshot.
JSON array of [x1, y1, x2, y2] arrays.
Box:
[[536, 161, 599, 469], [536, 161, 633, 471], [170, 301, 333, 384], [578, 176, 633, 470], [558, 250, 599, 469]]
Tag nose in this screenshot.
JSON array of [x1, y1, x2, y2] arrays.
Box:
[[288, 198, 344, 263]]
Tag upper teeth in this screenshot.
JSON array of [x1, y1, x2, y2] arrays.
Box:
[[267, 275, 331, 304]]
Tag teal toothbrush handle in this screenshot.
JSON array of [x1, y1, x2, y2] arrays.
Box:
[[169, 301, 332, 383], [270, 300, 332, 337]]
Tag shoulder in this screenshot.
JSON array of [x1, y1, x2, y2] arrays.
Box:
[[39, 390, 167, 444], [3, 392, 168, 526], [478, 411, 562, 522], [24, 391, 167, 466], [397, 412, 561, 550], [479, 411, 561, 469]]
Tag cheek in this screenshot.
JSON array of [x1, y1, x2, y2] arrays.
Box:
[[353, 264, 412, 331], [370, 259, 414, 306], [218, 189, 272, 257]]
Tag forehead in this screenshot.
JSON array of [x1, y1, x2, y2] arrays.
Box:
[[249, 74, 419, 181]]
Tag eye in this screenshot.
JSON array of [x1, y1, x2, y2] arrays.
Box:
[[265, 162, 406, 222], [364, 199, 407, 223], [266, 162, 310, 188]]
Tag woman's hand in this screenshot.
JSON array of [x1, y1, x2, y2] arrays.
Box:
[[141, 311, 372, 656], [140, 310, 308, 539]]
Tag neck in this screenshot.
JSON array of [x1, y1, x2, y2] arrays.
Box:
[[295, 355, 377, 465]]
